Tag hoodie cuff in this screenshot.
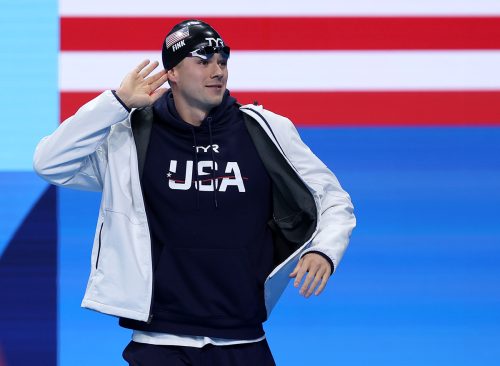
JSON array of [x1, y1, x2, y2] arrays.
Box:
[[111, 90, 132, 113]]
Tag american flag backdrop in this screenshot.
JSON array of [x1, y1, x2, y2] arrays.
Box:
[[59, 0, 500, 126], [2, 1, 500, 365]]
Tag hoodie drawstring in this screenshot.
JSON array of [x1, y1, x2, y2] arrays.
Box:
[[207, 117, 219, 208], [190, 127, 200, 210], [191, 119, 218, 209]]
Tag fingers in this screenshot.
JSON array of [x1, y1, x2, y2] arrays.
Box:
[[148, 70, 168, 91], [314, 272, 329, 296], [134, 59, 151, 74], [299, 262, 320, 296], [293, 260, 308, 289], [292, 254, 330, 298], [139, 60, 160, 78], [289, 258, 303, 278], [307, 268, 329, 297], [300, 269, 328, 298], [117, 60, 166, 109]]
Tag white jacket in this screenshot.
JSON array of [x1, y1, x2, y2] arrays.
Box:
[[33, 90, 355, 322]]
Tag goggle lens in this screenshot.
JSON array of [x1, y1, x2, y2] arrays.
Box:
[[190, 46, 230, 60]]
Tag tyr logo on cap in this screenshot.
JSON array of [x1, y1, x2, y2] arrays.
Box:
[[205, 38, 224, 47]]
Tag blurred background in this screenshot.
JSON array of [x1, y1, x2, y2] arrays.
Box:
[[1, 0, 500, 365]]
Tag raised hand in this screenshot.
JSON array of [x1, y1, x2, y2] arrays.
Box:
[[115, 60, 169, 109]]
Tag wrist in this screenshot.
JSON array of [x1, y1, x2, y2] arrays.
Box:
[[302, 250, 334, 275], [112, 90, 132, 112]]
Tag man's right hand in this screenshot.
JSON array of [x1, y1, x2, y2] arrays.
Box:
[[115, 60, 169, 109]]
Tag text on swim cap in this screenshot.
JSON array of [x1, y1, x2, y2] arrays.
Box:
[[172, 40, 186, 52], [205, 38, 224, 47]]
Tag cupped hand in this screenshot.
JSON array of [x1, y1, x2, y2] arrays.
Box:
[[115, 60, 169, 109]]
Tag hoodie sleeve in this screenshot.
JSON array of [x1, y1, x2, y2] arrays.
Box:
[[281, 118, 356, 274], [33, 90, 130, 192]]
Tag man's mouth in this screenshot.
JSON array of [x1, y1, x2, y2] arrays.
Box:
[[206, 85, 223, 89]]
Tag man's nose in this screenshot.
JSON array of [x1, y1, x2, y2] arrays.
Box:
[[211, 62, 223, 78]]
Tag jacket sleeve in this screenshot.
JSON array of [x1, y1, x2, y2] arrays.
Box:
[[33, 90, 130, 192], [283, 119, 356, 274]]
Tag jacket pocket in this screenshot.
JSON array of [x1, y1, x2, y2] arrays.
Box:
[[95, 222, 104, 269], [273, 211, 304, 230]]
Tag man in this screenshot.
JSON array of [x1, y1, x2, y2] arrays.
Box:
[[33, 20, 355, 365]]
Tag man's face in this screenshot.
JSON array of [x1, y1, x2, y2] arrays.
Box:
[[168, 53, 228, 112]]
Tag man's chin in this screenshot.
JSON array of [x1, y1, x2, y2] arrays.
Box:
[[208, 94, 225, 107]]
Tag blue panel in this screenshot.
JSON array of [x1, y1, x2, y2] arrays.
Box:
[[0, 0, 58, 170], [0, 186, 57, 365], [264, 127, 500, 365], [0, 172, 48, 258]]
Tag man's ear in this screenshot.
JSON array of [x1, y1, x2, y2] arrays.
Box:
[[166, 68, 177, 84]]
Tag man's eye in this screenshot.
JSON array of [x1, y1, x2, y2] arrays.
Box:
[[199, 60, 209, 65]]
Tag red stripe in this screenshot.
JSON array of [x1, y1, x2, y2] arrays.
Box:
[[61, 16, 500, 51], [60, 91, 500, 126]]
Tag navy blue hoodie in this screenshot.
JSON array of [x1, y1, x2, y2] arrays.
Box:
[[119, 91, 275, 339]]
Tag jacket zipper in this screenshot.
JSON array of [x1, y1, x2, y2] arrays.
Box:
[[95, 222, 104, 269], [142, 188, 155, 324], [140, 179, 155, 324]]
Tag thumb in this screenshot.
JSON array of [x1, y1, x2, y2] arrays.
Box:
[[289, 258, 303, 277]]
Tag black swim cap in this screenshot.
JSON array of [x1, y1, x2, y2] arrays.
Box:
[[161, 19, 228, 70]]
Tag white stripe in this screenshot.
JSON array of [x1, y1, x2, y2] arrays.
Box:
[[59, 51, 500, 91], [132, 331, 266, 347], [59, 0, 500, 16]]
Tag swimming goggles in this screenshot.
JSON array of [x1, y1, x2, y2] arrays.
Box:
[[188, 45, 231, 60]]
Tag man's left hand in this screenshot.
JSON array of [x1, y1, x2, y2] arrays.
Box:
[[289, 253, 332, 298]]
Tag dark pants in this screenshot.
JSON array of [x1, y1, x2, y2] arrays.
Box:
[[122, 339, 276, 366]]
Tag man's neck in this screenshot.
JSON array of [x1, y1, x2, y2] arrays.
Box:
[[172, 93, 209, 127]]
